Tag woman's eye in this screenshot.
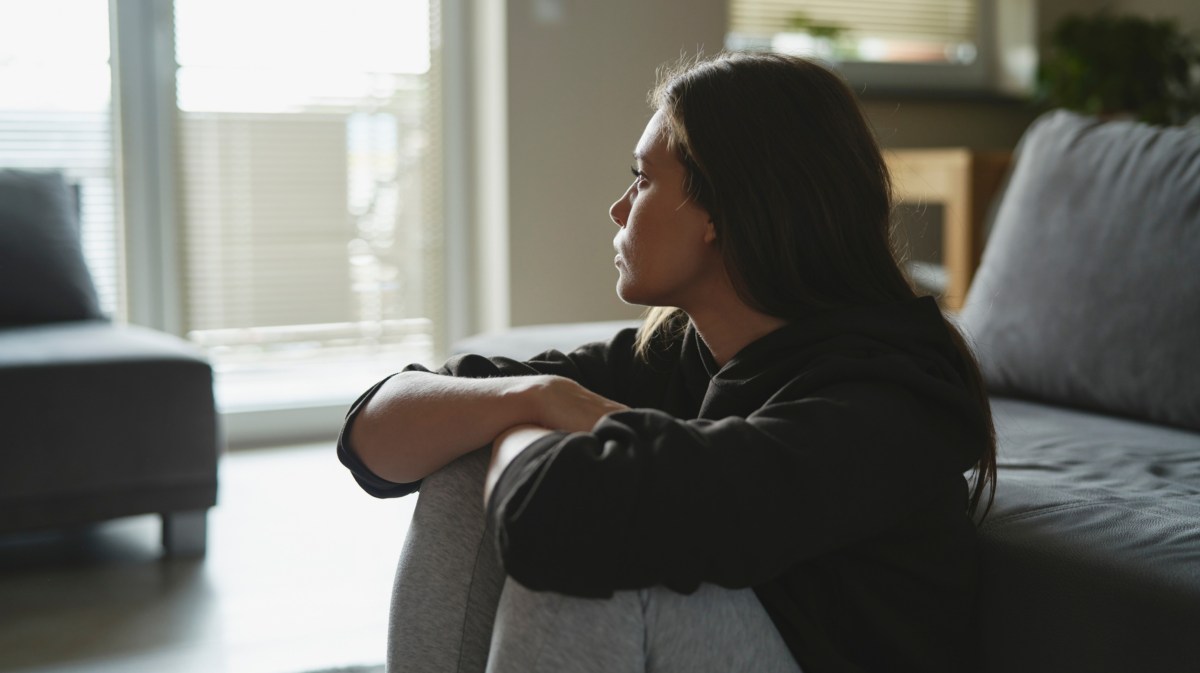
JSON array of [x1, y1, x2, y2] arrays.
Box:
[[630, 166, 647, 187]]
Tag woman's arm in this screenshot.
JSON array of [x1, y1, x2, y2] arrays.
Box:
[[487, 380, 987, 596], [349, 370, 627, 485]]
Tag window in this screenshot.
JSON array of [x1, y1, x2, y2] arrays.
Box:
[[727, 0, 1036, 94], [173, 0, 443, 413], [730, 0, 979, 64], [0, 0, 123, 317], [3, 0, 446, 437]]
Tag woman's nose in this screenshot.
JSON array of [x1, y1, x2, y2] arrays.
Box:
[[610, 190, 630, 228]]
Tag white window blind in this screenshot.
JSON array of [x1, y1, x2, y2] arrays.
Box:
[[729, 0, 979, 64], [0, 0, 122, 317], [174, 0, 442, 411]]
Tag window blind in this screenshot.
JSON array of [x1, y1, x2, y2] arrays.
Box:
[[0, 0, 122, 317], [729, 0, 978, 62], [174, 0, 442, 410]]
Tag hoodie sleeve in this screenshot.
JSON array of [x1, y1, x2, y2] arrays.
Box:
[[335, 328, 643, 498], [486, 367, 987, 597]]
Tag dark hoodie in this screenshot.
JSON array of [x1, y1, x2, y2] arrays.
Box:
[[338, 296, 988, 673]]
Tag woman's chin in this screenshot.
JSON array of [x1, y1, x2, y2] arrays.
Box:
[[615, 282, 644, 306]]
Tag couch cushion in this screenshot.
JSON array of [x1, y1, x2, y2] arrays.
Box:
[[0, 322, 218, 531], [959, 111, 1200, 431], [979, 397, 1200, 672], [0, 169, 103, 326]]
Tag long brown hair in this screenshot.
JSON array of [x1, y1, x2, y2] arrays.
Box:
[[637, 52, 996, 517]]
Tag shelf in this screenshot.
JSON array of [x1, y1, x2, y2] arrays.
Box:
[[884, 148, 1012, 310]]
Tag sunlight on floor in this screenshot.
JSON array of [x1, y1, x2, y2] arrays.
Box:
[[0, 443, 417, 673]]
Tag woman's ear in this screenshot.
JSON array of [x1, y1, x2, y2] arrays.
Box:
[[703, 219, 717, 244]]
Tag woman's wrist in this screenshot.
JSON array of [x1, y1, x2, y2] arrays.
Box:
[[484, 423, 556, 507], [500, 374, 553, 427]]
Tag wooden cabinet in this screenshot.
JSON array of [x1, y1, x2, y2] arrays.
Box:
[[884, 149, 1012, 310]]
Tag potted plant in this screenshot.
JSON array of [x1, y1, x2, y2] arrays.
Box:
[[1037, 11, 1200, 125], [772, 14, 852, 63]]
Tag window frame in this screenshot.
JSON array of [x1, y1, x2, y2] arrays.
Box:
[[110, 0, 183, 334], [110, 0, 463, 447], [727, 0, 1034, 97]]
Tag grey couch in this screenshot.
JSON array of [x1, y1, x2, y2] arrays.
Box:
[[0, 169, 220, 556], [444, 111, 1200, 670], [960, 110, 1200, 671]]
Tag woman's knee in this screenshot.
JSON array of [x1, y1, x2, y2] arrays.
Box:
[[488, 582, 801, 673], [389, 447, 505, 673], [641, 585, 801, 672], [488, 579, 645, 672]]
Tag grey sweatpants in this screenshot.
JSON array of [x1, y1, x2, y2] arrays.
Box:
[[386, 448, 803, 673]]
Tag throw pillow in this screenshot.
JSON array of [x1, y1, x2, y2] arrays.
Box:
[[959, 110, 1200, 431], [0, 169, 104, 326]]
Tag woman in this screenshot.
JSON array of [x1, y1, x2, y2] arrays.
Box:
[[339, 52, 996, 673]]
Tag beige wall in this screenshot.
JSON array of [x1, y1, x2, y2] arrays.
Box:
[[503, 0, 728, 327], [863, 97, 1037, 150], [495, 0, 1198, 328]]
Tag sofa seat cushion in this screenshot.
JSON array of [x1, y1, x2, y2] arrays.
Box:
[[990, 397, 1200, 498], [0, 321, 218, 531], [978, 396, 1200, 672], [0, 320, 211, 369]]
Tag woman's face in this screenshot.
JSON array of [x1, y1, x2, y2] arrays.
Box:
[[609, 111, 722, 310]]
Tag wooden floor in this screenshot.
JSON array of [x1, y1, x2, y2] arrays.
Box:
[[0, 443, 416, 673]]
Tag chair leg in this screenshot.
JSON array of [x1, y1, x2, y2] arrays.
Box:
[[162, 509, 208, 557]]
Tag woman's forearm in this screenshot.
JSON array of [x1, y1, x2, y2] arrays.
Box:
[[349, 371, 544, 484]]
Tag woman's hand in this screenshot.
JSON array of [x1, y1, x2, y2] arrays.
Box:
[[483, 378, 627, 506], [527, 375, 629, 432]]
